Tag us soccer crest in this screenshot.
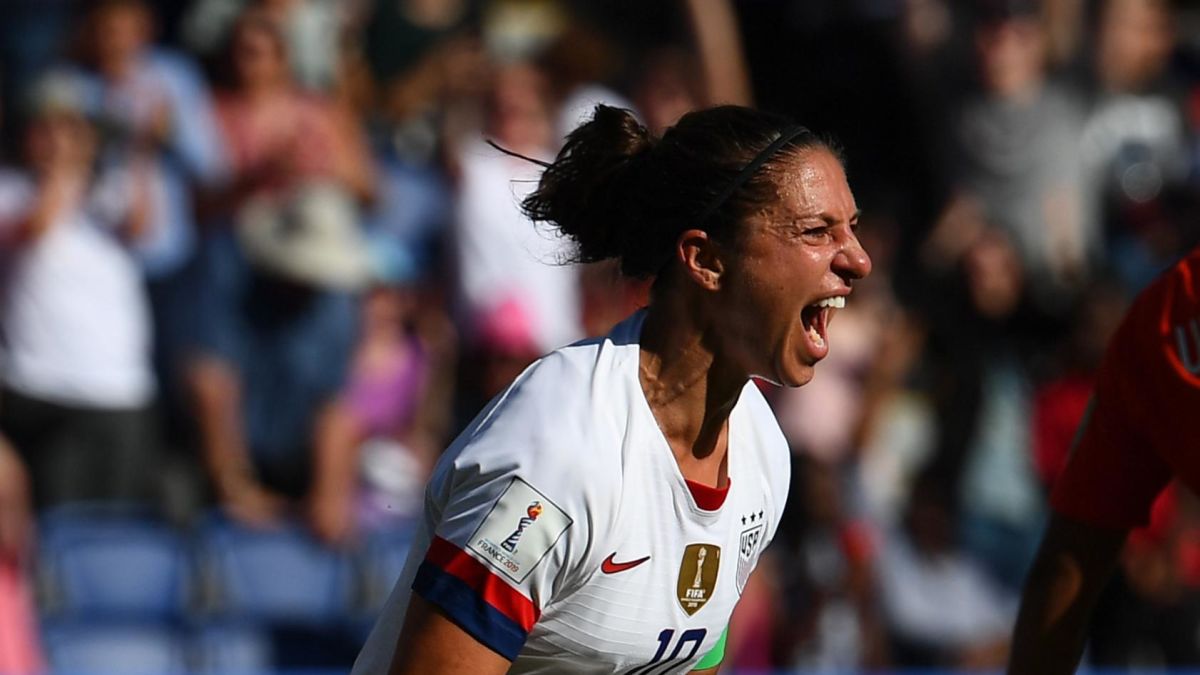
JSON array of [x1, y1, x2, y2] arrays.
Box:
[[676, 544, 720, 616], [736, 519, 765, 595]]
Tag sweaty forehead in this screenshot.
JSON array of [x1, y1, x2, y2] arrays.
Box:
[[768, 149, 856, 220]]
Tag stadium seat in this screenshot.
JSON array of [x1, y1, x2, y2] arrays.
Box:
[[197, 514, 355, 625], [190, 621, 273, 674], [41, 621, 188, 675], [37, 505, 192, 622]]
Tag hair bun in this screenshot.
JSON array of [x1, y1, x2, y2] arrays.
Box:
[[522, 105, 655, 271]]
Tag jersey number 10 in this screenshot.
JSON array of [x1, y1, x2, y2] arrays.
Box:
[[624, 628, 707, 675]]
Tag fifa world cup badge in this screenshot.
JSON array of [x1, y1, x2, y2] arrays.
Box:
[[676, 544, 720, 616], [470, 478, 572, 583]]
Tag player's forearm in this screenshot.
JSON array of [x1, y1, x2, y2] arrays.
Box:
[[1008, 556, 1091, 673], [1008, 515, 1125, 675]]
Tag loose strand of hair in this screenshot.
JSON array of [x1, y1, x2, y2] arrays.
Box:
[[485, 139, 552, 168]]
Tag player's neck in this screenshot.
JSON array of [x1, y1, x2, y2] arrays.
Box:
[[638, 303, 743, 487]]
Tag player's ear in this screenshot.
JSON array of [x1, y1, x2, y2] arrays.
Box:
[[677, 229, 725, 291]]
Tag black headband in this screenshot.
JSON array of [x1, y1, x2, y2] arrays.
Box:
[[694, 125, 811, 225]]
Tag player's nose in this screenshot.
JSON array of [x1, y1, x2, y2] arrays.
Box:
[[834, 234, 871, 281]]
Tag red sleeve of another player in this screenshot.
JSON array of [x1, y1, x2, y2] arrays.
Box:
[[1051, 314, 1172, 530]]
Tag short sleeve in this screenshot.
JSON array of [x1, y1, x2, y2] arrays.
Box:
[[1051, 292, 1173, 529], [1050, 395, 1171, 529], [409, 358, 602, 660]]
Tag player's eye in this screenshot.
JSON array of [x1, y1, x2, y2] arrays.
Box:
[[801, 226, 832, 241]]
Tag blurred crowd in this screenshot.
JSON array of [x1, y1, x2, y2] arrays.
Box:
[[2, 0, 1200, 672]]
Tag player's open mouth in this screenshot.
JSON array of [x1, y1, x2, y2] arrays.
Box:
[[800, 296, 845, 356]]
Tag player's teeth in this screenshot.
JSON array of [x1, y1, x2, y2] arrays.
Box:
[[813, 296, 845, 309], [807, 324, 825, 348]]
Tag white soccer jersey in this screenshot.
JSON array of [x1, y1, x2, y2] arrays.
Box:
[[353, 311, 791, 674]]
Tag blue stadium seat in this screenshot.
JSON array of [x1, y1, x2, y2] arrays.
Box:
[[197, 514, 355, 625], [41, 621, 188, 674], [190, 621, 273, 674], [37, 506, 191, 621]]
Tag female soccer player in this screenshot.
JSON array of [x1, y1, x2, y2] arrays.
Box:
[[1009, 245, 1200, 674], [353, 104, 871, 674]]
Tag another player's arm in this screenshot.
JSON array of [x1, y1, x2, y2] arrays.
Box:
[[1007, 513, 1127, 675], [388, 595, 511, 675]]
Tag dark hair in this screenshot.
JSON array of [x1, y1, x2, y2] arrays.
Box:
[[521, 104, 837, 279]]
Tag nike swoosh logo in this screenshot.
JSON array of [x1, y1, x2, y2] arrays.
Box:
[[601, 552, 651, 574]]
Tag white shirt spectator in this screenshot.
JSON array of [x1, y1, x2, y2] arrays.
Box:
[[453, 139, 582, 353], [877, 526, 1015, 651], [0, 169, 154, 409]]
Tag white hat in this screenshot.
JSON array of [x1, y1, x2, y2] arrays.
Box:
[[237, 182, 373, 291]]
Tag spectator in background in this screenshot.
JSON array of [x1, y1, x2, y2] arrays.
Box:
[[923, 227, 1056, 591], [854, 309, 937, 528], [777, 458, 888, 670], [181, 11, 374, 531], [1080, 0, 1190, 289], [934, 0, 1091, 309], [362, 0, 485, 164], [74, 0, 227, 416], [78, 0, 227, 278], [877, 472, 1013, 668], [210, 12, 373, 205], [309, 267, 457, 543], [181, 0, 349, 93], [951, 229, 1051, 589], [450, 62, 581, 373], [0, 73, 159, 508]]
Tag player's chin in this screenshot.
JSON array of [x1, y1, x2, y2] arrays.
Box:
[[772, 353, 818, 389]]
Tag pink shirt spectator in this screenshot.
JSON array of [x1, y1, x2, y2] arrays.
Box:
[[215, 92, 343, 197]]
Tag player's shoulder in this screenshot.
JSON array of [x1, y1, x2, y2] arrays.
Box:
[[1107, 247, 1200, 378], [737, 381, 789, 459], [478, 326, 638, 443], [436, 313, 645, 492], [734, 380, 791, 506], [1134, 246, 1200, 314], [1158, 247, 1200, 318]]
